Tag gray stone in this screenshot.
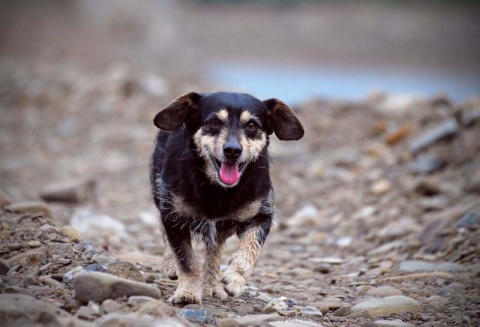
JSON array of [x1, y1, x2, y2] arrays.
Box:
[[409, 119, 458, 154], [97, 312, 188, 327], [234, 305, 255, 316], [179, 307, 208, 323], [300, 305, 323, 316], [409, 155, 445, 175], [0, 293, 94, 327], [73, 271, 161, 304], [101, 299, 122, 313], [399, 260, 465, 272], [86, 264, 108, 273], [457, 212, 479, 229], [127, 295, 159, 307], [350, 295, 421, 318]]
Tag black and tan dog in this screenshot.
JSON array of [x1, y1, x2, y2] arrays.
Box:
[[151, 92, 304, 304]]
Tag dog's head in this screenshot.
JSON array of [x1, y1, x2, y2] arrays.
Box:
[[154, 92, 304, 188]]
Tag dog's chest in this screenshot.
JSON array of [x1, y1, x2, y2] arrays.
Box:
[[171, 195, 262, 222]]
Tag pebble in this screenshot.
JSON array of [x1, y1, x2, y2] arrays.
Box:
[[384, 124, 414, 146], [40, 178, 96, 203], [46, 242, 75, 259], [456, 212, 479, 229], [42, 276, 64, 290], [374, 319, 415, 327], [350, 295, 421, 318], [61, 226, 83, 242], [300, 306, 323, 316], [399, 260, 465, 272], [437, 282, 466, 296], [107, 261, 143, 282], [5, 201, 53, 221], [86, 264, 108, 273], [376, 217, 420, 239], [370, 179, 392, 195], [262, 298, 289, 313], [0, 259, 11, 275], [73, 271, 161, 303], [409, 155, 445, 174], [71, 209, 129, 240], [97, 312, 186, 327], [464, 169, 480, 193], [179, 307, 208, 323], [313, 263, 331, 274], [27, 241, 42, 248], [367, 286, 403, 297], [127, 295, 159, 307]]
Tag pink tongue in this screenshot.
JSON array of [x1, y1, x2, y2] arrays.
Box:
[[219, 162, 240, 185]]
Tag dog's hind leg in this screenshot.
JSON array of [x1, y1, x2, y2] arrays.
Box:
[[223, 214, 272, 297], [161, 230, 177, 280], [162, 215, 202, 304]]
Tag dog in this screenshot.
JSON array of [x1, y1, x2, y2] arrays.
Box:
[[150, 92, 304, 304]]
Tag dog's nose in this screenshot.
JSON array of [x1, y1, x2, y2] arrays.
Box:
[[223, 142, 242, 159]]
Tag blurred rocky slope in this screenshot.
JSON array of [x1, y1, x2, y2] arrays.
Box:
[[0, 61, 479, 326]]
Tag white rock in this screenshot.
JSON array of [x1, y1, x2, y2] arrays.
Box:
[[286, 204, 319, 226]]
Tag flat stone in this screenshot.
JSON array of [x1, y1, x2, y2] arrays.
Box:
[[370, 179, 392, 195], [27, 241, 42, 248], [262, 298, 288, 313], [63, 266, 85, 284], [286, 204, 319, 226], [40, 178, 96, 203], [234, 305, 255, 316], [399, 260, 465, 272], [73, 271, 161, 304], [367, 286, 403, 297], [101, 299, 122, 313], [270, 319, 326, 327], [301, 306, 323, 316], [127, 295, 160, 307], [332, 305, 351, 317], [457, 212, 480, 229], [409, 155, 445, 174], [23, 252, 47, 267], [234, 313, 282, 327], [350, 295, 421, 318], [5, 201, 53, 221], [97, 312, 190, 327], [107, 261, 143, 282], [0, 293, 94, 327], [179, 307, 207, 323], [374, 319, 415, 327]]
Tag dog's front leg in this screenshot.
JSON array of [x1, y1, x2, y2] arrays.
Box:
[[223, 215, 272, 297], [162, 214, 202, 304]]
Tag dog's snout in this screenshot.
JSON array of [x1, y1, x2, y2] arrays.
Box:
[[223, 142, 242, 159]]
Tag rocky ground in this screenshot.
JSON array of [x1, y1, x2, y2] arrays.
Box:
[[1, 62, 479, 327]]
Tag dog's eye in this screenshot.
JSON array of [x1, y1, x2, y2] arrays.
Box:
[[208, 120, 222, 128], [246, 121, 258, 131]]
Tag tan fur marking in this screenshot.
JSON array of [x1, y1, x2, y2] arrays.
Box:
[[239, 131, 267, 164], [194, 128, 228, 185], [240, 110, 252, 123], [223, 228, 262, 297], [216, 109, 229, 121]]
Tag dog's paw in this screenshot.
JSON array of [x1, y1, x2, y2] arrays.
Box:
[[223, 270, 247, 297], [169, 287, 202, 304], [203, 282, 229, 300]]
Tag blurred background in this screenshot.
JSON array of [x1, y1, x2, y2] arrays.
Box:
[[1, 0, 479, 103]]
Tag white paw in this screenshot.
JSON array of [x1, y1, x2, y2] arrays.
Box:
[[223, 269, 247, 297]]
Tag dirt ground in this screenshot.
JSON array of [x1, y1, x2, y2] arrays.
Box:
[[1, 2, 480, 327]]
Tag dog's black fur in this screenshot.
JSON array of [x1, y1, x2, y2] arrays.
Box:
[[151, 92, 304, 304]]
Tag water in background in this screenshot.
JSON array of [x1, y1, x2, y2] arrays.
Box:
[[207, 62, 480, 105]]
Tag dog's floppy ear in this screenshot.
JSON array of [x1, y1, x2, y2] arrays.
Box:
[[154, 92, 201, 131], [263, 98, 304, 141]]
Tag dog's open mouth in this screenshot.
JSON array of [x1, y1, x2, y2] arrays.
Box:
[[211, 158, 247, 185]]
